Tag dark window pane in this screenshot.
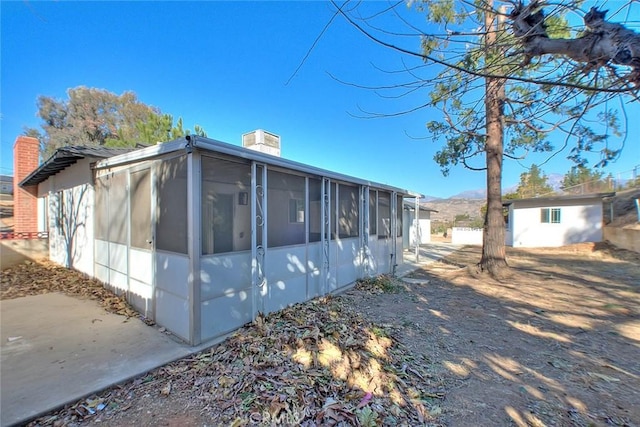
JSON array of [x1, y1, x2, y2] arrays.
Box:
[[540, 208, 550, 223], [95, 176, 109, 240], [201, 157, 251, 254], [331, 182, 337, 240], [397, 195, 403, 237], [109, 172, 128, 245], [378, 191, 391, 238], [157, 156, 188, 254], [130, 169, 151, 249], [308, 178, 321, 242], [267, 170, 305, 247], [338, 184, 359, 238], [369, 190, 377, 235]]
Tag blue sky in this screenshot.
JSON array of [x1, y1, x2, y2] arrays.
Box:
[[2, 1, 639, 198]]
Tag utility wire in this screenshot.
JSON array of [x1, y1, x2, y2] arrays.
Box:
[[285, 1, 348, 86]]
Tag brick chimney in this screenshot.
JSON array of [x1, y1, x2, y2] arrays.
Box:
[[13, 136, 40, 234]]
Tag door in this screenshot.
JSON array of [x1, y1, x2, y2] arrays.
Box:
[[212, 194, 234, 253], [128, 168, 155, 318]]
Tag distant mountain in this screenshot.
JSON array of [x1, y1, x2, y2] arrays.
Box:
[[450, 189, 486, 200], [423, 197, 485, 222], [420, 195, 442, 202], [448, 173, 565, 200]]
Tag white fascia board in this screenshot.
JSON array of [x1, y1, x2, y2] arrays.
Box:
[[93, 139, 187, 169]]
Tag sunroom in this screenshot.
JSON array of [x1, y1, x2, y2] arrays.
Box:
[[26, 135, 418, 345]]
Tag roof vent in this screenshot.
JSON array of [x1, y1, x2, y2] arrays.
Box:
[[242, 129, 281, 157]]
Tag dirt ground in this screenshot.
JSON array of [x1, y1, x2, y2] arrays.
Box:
[[353, 243, 640, 426], [17, 243, 640, 426]]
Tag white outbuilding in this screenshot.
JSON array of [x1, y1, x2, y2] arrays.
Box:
[[504, 193, 614, 248]]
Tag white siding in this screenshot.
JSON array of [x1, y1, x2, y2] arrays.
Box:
[[40, 160, 95, 276], [451, 227, 483, 245], [156, 252, 190, 342], [403, 210, 431, 247], [511, 199, 603, 247], [199, 252, 252, 342]]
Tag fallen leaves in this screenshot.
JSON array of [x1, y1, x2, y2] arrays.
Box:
[[0, 260, 141, 320], [26, 289, 446, 427]]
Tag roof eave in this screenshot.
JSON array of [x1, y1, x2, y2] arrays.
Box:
[[502, 192, 616, 206], [96, 136, 422, 197]]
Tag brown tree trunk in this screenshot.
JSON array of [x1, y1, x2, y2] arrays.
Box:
[[480, 3, 509, 275]]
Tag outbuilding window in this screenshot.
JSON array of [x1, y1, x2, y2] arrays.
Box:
[[540, 208, 561, 224]]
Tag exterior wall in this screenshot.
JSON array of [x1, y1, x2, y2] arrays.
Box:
[[372, 236, 393, 275], [604, 226, 640, 253], [335, 236, 361, 288], [39, 159, 95, 276], [155, 252, 190, 342], [511, 199, 603, 248], [403, 211, 431, 247], [264, 245, 311, 312], [13, 136, 39, 233], [505, 206, 514, 246], [200, 251, 254, 342], [451, 227, 483, 245]]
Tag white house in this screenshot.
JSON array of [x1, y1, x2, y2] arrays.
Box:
[[504, 193, 614, 248], [18, 134, 420, 345], [402, 201, 436, 247]]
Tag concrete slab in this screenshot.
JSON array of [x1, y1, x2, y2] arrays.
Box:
[[397, 242, 463, 277], [0, 293, 210, 427]]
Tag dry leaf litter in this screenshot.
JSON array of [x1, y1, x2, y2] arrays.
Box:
[[5, 262, 445, 426], [1, 260, 146, 321]]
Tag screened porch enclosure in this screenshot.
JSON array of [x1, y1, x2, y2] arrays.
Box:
[[199, 156, 378, 343], [91, 139, 410, 345]]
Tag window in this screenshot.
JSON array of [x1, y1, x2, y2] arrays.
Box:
[[201, 156, 251, 255], [541, 208, 561, 224], [397, 195, 403, 237], [378, 191, 391, 238], [338, 184, 359, 238], [369, 190, 377, 235], [308, 178, 321, 243], [289, 199, 304, 223], [130, 169, 151, 249], [268, 170, 305, 247], [157, 156, 188, 254], [108, 173, 128, 245], [95, 176, 109, 240]]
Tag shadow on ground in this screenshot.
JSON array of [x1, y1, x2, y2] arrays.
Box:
[[345, 244, 640, 426]]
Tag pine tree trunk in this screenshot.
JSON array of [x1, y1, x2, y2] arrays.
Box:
[[480, 3, 509, 276]]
